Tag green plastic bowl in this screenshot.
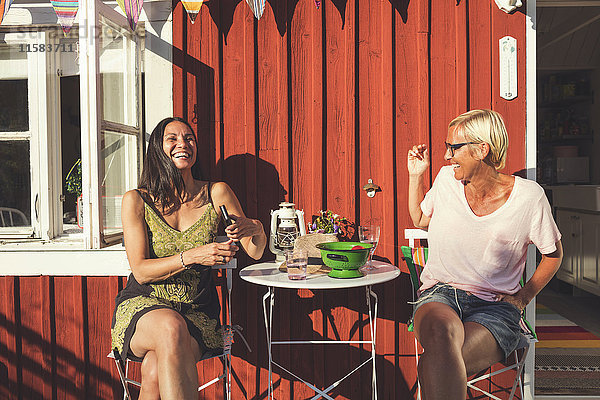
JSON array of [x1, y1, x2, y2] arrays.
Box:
[[316, 242, 373, 278]]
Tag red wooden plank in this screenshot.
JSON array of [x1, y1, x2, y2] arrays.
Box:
[[322, 0, 356, 395], [454, 0, 468, 115], [172, 0, 186, 118], [491, 5, 527, 177], [0, 277, 18, 399], [40, 277, 52, 399], [394, 0, 430, 396], [290, 0, 323, 217], [430, 0, 460, 177], [53, 277, 85, 399], [356, 0, 394, 397], [18, 277, 45, 399], [288, 0, 324, 396], [219, 1, 263, 398], [469, 0, 493, 109], [256, 0, 291, 396], [86, 277, 120, 399]]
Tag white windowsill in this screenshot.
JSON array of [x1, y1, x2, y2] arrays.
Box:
[[0, 239, 131, 276]]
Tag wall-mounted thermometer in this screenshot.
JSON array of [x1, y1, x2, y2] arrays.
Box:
[[499, 36, 517, 101]]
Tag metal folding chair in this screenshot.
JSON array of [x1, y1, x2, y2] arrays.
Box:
[[108, 244, 251, 400], [402, 229, 537, 400]]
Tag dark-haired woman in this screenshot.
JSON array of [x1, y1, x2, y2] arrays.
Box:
[[111, 117, 266, 399]]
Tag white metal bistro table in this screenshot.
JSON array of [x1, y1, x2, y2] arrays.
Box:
[[240, 260, 400, 400]]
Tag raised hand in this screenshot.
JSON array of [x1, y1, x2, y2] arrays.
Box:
[[408, 144, 429, 176], [224, 216, 263, 241]]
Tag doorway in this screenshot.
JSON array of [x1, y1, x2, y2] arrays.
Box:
[[536, 3, 600, 396]]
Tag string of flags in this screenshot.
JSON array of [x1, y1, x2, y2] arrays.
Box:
[[0, 0, 323, 29], [0, 0, 13, 25], [116, 0, 143, 30], [51, 0, 79, 34]]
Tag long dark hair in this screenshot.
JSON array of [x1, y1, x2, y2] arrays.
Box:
[[138, 117, 204, 211]]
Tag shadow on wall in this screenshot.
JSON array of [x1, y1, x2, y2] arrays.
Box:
[[210, 155, 416, 399]]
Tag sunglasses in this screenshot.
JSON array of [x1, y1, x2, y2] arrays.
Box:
[[445, 141, 478, 156]]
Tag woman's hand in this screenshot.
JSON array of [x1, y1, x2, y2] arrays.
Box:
[[408, 144, 429, 177], [499, 293, 527, 312], [183, 239, 239, 266], [225, 216, 263, 241]]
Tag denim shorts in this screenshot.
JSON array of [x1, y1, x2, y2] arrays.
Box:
[[412, 283, 522, 359]]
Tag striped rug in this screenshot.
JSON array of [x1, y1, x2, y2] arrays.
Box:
[[535, 303, 600, 395]]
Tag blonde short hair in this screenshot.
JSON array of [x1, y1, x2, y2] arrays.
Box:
[[448, 109, 508, 170]]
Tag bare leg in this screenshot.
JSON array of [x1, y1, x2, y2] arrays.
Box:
[[130, 309, 201, 400], [461, 322, 504, 377], [139, 351, 160, 400], [414, 302, 466, 400]]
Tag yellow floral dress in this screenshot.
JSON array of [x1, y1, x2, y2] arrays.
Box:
[[111, 191, 223, 361]]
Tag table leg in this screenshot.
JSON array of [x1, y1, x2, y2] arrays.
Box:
[[262, 287, 275, 400], [366, 286, 378, 400]]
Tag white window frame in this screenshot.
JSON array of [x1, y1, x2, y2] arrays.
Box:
[[0, 30, 61, 240], [79, 0, 144, 249]]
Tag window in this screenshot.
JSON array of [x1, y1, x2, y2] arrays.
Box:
[[0, 0, 144, 248], [0, 33, 43, 238]]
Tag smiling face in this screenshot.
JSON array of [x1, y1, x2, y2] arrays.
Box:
[[445, 126, 483, 182], [162, 121, 197, 170]]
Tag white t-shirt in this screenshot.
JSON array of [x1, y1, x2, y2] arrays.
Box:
[[419, 165, 561, 301]]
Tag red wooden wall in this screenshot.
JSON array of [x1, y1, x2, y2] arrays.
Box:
[[172, 0, 527, 397], [0, 0, 528, 399]]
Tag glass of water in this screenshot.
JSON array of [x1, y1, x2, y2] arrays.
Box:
[[286, 249, 308, 280], [358, 225, 380, 270]]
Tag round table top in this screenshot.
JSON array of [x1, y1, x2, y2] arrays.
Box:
[[239, 260, 400, 290]]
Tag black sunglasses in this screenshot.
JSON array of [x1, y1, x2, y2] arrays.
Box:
[[445, 141, 478, 156]]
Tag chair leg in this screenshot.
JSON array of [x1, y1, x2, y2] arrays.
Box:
[[112, 355, 131, 400], [414, 336, 421, 400], [508, 345, 529, 400]]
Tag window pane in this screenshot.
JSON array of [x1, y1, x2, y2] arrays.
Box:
[[0, 141, 31, 227], [0, 41, 28, 132], [0, 80, 29, 132], [99, 16, 138, 127], [101, 130, 138, 236], [0, 40, 27, 79]]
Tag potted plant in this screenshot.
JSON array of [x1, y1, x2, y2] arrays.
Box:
[[64, 158, 82, 227], [308, 210, 355, 241]]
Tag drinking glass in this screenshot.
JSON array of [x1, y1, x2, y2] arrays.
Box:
[[286, 248, 308, 280], [358, 225, 380, 270]]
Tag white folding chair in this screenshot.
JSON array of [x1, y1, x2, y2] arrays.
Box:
[[403, 229, 537, 400], [108, 240, 250, 400]]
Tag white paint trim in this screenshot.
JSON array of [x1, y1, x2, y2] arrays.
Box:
[[525, 1, 537, 399], [404, 229, 428, 248], [0, 249, 130, 276]]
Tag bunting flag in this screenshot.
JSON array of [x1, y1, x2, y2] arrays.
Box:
[[0, 0, 13, 25], [116, 0, 143, 30], [246, 0, 265, 20], [314, 0, 321, 9], [51, 0, 78, 34], [181, 0, 203, 23]]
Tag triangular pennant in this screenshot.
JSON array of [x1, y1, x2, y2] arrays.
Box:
[[51, 0, 78, 34], [116, 0, 143, 30], [246, 0, 265, 20], [0, 0, 14, 25], [181, 0, 203, 23], [314, 0, 320, 9]]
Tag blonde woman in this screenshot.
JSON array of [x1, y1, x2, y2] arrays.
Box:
[[407, 109, 563, 400]]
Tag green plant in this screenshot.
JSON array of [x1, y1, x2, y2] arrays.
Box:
[[65, 158, 82, 197], [308, 210, 355, 241]]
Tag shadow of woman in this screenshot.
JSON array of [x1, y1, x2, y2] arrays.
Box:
[[211, 153, 416, 399]]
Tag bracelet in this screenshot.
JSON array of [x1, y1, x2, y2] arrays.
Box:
[[180, 251, 189, 269]]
